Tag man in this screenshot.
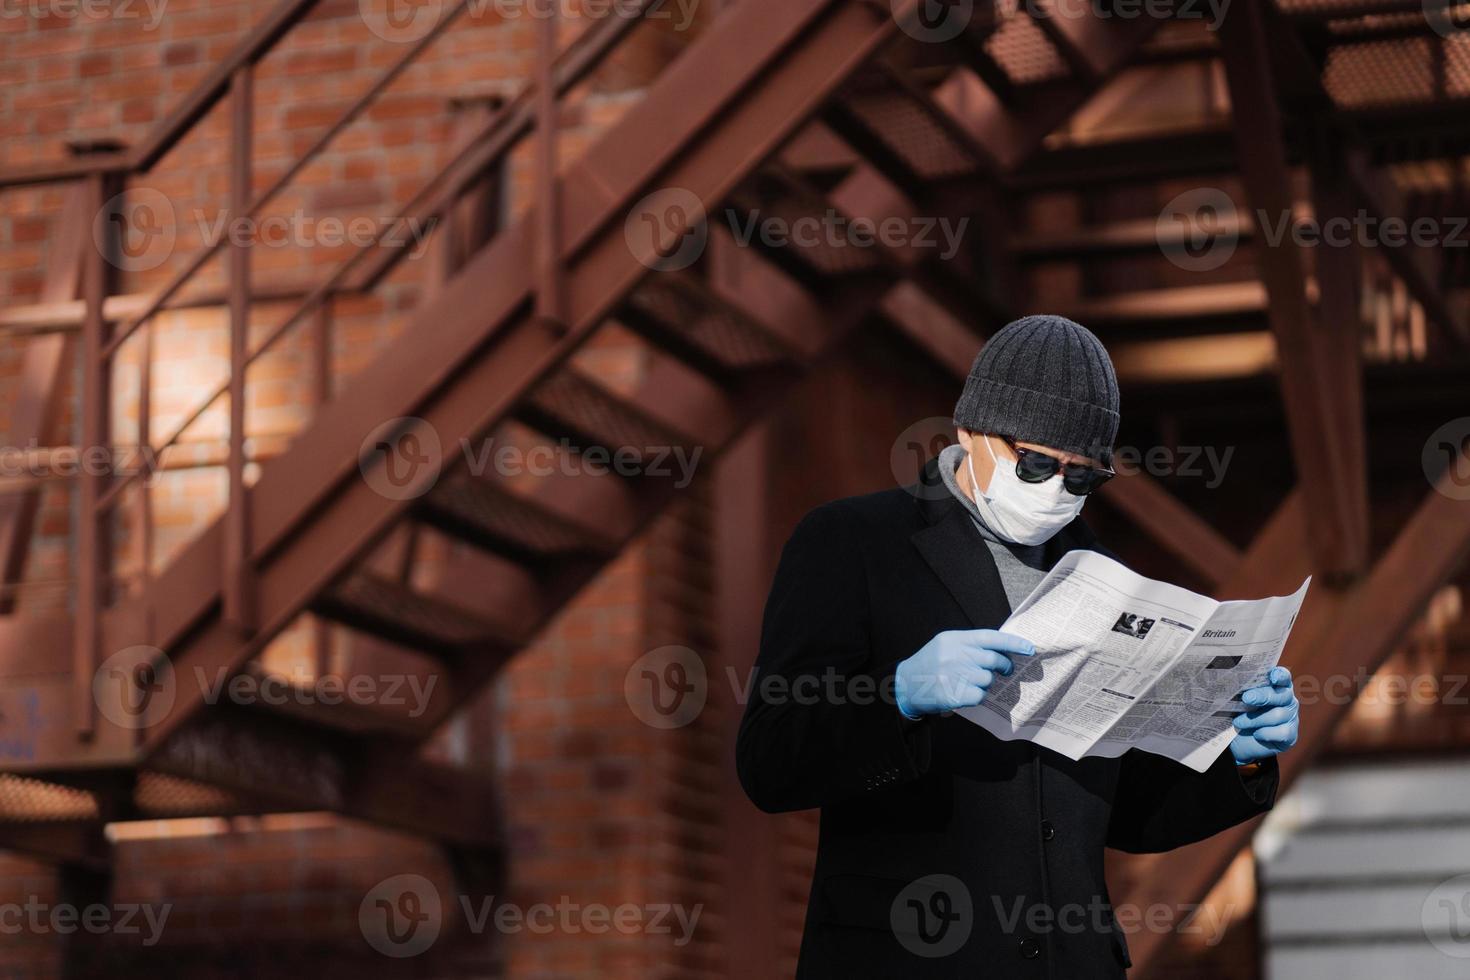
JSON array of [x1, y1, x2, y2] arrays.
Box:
[[736, 315, 1299, 978]]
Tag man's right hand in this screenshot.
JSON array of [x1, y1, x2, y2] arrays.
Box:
[[894, 629, 1036, 719]]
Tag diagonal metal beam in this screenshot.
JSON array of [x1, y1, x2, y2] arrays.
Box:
[[877, 275, 1248, 591], [1096, 476, 1243, 590], [1124, 468, 1470, 976], [1218, 0, 1367, 581], [77, 0, 904, 759]]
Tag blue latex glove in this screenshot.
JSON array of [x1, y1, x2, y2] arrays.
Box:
[[1230, 666, 1299, 765], [894, 629, 1035, 719]]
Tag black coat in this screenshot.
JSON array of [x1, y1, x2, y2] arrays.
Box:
[[736, 460, 1278, 978]]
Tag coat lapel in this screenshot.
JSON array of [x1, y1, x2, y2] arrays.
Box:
[[910, 457, 1012, 630]]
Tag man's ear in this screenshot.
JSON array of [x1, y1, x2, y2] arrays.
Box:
[[956, 428, 974, 453]]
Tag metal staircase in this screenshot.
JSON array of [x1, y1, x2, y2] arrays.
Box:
[[0, 0, 1166, 854], [2, 0, 1469, 975]]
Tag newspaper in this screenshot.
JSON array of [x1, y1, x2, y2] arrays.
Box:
[[957, 550, 1310, 772]]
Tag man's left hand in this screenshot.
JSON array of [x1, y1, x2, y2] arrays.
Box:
[[1230, 666, 1299, 765]]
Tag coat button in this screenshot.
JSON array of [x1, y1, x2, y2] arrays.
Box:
[[1019, 938, 1040, 959], [1041, 820, 1055, 841]]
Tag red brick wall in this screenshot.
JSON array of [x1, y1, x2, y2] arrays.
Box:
[[1, 2, 721, 977], [0, 0, 706, 608]]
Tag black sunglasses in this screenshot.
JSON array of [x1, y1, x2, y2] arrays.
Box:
[[999, 436, 1114, 496]]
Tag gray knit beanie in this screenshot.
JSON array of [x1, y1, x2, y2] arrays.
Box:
[[952, 315, 1120, 460]]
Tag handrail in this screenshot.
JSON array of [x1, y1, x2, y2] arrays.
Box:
[[100, 0, 476, 361], [89, 0, 666, 517], [130, 0, 320, 172], [7, 0, 681, 706], [0, 0, 319, 189], [0, 153, 132, 191]]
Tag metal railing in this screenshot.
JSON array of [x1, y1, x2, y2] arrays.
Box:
[[0, 0, 676, 736]]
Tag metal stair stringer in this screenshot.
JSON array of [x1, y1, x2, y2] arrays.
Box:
[[34, 0, 925, 820], [322, 0, 1182, 750], [0, 0, 1184, 864]]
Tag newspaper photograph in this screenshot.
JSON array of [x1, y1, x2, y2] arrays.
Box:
[[957, 550, 1311, 772]]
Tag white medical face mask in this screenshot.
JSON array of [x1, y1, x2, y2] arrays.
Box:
[[967, 436, 1086, 546]]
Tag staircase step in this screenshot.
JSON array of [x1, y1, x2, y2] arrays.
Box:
[[1057, 281, 1273, 324], [1011, 213, 1255, 259], [312, 572, 524, 655], [620, 274, 799, 377], [419, 475, 619, 565], [233, 662, 440, 738], [725, 171, 886, 282], [0, 773, 98, 823], [0, 770, 268, 825], [519, 368, 697, 466], [823, 86, 980, 191]]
